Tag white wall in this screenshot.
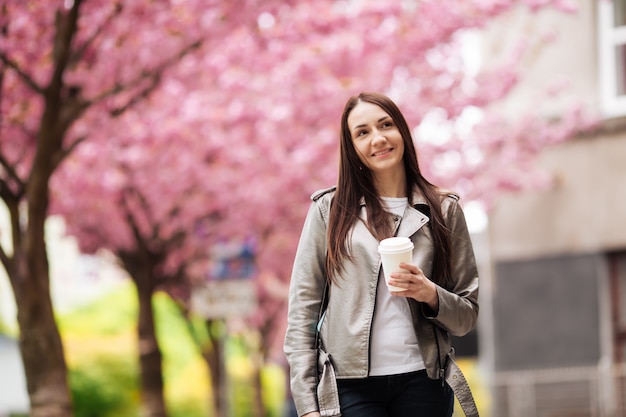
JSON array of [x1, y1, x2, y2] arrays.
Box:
[[488, 123, 626, 261], [480, 1, 599, 118]]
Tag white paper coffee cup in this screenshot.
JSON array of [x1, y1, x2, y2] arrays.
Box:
[[378, 237, 414, 292]]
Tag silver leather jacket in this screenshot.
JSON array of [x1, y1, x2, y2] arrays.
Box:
[[284, 186, 479, 416]]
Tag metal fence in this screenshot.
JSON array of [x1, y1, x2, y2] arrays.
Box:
[[492, 363, 626, 417]]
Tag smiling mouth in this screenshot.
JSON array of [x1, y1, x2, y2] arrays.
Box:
[[372, 148, 392, 157]]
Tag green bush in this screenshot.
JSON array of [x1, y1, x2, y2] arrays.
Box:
[[69, 355, 139, 417], [61, 283, 286, 417]]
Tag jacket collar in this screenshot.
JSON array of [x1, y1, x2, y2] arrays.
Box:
[[356, 187, 431, 237], [358, 186, 429, 209]]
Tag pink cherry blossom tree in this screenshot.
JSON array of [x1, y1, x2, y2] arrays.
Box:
[[0, 1, 229, 416]]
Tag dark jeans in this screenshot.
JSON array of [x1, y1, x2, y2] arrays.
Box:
[[337, 370, 454, 417]]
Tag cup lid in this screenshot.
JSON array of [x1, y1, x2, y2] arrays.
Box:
[[378, 236, 413, 251]]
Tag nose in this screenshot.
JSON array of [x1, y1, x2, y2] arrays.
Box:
[[372, 129, 387, 145]]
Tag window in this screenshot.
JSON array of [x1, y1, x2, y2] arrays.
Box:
[[608, 252, 626, 364], [599, 0, 626, 117]]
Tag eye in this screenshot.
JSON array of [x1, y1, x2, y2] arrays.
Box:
[[381, 121, 394, 128], [354, 129, 368, 139]]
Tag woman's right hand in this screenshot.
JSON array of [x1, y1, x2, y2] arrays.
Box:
[[302, 412, 321, 417]]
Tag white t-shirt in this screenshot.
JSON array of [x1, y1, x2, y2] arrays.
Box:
[[369, 196, 425, 376]]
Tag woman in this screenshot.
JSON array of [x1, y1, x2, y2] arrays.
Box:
[[284, 92, 479, 417]]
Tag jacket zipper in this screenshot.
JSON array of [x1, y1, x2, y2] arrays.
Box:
[[432, 323, 446, 386]]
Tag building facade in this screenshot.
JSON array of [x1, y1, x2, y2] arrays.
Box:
[[482, 2, 626, 416]]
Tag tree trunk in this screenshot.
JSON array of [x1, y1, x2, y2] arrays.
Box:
[[3, 3, 86, 412], [138, 291, 167, 417], [201, 319, 227, 417], [11, 252, 73, 417], [5, 139, 75, 417], [250, 349, 264, 417], [125, 257, 168, 417]]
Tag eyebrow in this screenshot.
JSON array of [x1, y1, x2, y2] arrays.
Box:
[[352, 116, 391, 132]]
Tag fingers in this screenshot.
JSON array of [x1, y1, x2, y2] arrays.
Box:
[[389, 263, 425, 284], [388, 263, 434, 302], [398, 262, 422, 276]]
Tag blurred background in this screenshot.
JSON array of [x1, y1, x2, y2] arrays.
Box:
[[0, 1, 624, 417]]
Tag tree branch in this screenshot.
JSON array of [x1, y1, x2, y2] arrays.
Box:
[[2, 197, 22, 274], [0, 53, 45, 95], [110, 73, 161, 117], [120, 180, 160, 240], [0, 153, 25, 193], [69, 3, 123, 66], [50, 135, 87, 171], [89, 39, 202, 116], [49, 0, 84, 93], [120, 185, 159, 254], [0, 241, 12, 278], [163, 229, 186, 250], [120, 198, 147, 250]]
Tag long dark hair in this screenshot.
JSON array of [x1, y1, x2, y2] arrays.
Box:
[[326, 92, 452, 289]]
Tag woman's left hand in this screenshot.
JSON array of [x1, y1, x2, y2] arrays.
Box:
[[388, 263, 439, 311]]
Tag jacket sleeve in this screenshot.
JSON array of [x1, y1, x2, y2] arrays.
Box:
[[423, 197, 479, 337], [284, 200, 328, 416]]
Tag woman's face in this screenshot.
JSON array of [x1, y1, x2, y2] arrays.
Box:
[[347, 101, 405, 176]]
